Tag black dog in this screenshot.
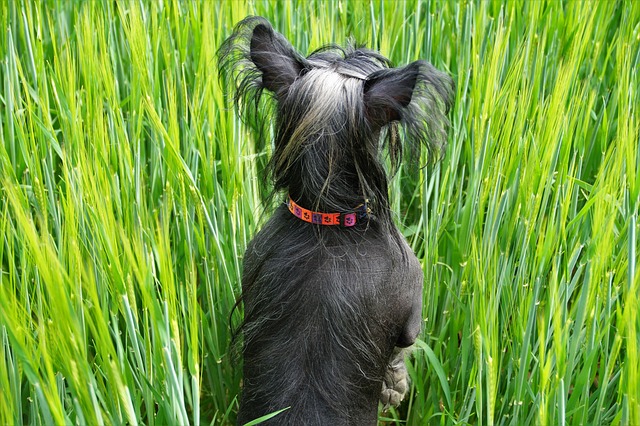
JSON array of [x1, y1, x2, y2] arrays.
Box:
[[219, 16, 453, 425]]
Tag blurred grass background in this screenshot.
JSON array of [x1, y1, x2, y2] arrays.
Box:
[[0, 0, 638, 424]]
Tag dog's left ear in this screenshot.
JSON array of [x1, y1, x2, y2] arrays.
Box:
[[218, 16, 307, 114], [249, 23, 305, 98]]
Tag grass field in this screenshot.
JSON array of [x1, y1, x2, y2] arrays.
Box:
[[1, 1, 638, 424]]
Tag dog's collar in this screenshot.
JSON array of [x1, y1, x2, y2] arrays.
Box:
[[287, 196, 371, 227]]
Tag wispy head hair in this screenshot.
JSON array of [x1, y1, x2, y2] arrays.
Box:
[[218, 16, 454, 215]]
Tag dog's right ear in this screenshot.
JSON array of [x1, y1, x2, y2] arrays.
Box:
[[363, 62, 422, 128], [364, 60, 454, 165], [249, 23, 305, 97]]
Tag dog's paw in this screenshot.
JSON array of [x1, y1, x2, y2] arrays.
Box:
[[380, 348, 410, 410]]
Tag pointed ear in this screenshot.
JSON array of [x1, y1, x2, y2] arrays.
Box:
[[250, 23, 305, 97], [363, 62, 422, 127], [365, 60, 455, 164]]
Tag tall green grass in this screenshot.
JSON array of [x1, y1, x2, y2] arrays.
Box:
[[1, 1, 638, 424]]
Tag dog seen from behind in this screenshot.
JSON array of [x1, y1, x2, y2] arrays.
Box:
[[218, 16, 454, 425]]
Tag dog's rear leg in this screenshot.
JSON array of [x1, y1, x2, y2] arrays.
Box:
[[380, 347, 412, 409], [381, 275, 422, 409]]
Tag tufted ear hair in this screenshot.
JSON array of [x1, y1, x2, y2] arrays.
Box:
[[218, 16, 305, 106], [364, 60, 455, 163], [249, 23, 305, 97], [363, 61, 422, 127]]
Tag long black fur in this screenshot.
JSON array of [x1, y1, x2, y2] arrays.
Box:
[[218, 16, 454, 425]]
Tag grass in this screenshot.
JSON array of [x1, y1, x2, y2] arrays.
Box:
[[0, 0, 638, 424]]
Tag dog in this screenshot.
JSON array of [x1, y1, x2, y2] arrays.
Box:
[[218, 16, 454, 425]]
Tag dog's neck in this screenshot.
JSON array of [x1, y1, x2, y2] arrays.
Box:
[[283, 150, 389, 219]]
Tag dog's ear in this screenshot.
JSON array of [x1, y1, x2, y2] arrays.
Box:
[[364, 60, 455, 162], [249, 24, 305, 97], [218, 16, 308, 140], [218, 16, 306, 109], [363, 62, 422, 127]]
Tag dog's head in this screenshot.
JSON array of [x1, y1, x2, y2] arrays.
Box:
[[218, 16, 454, 210]]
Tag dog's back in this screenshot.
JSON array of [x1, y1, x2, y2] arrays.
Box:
[[238, 208, 423, 425]]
